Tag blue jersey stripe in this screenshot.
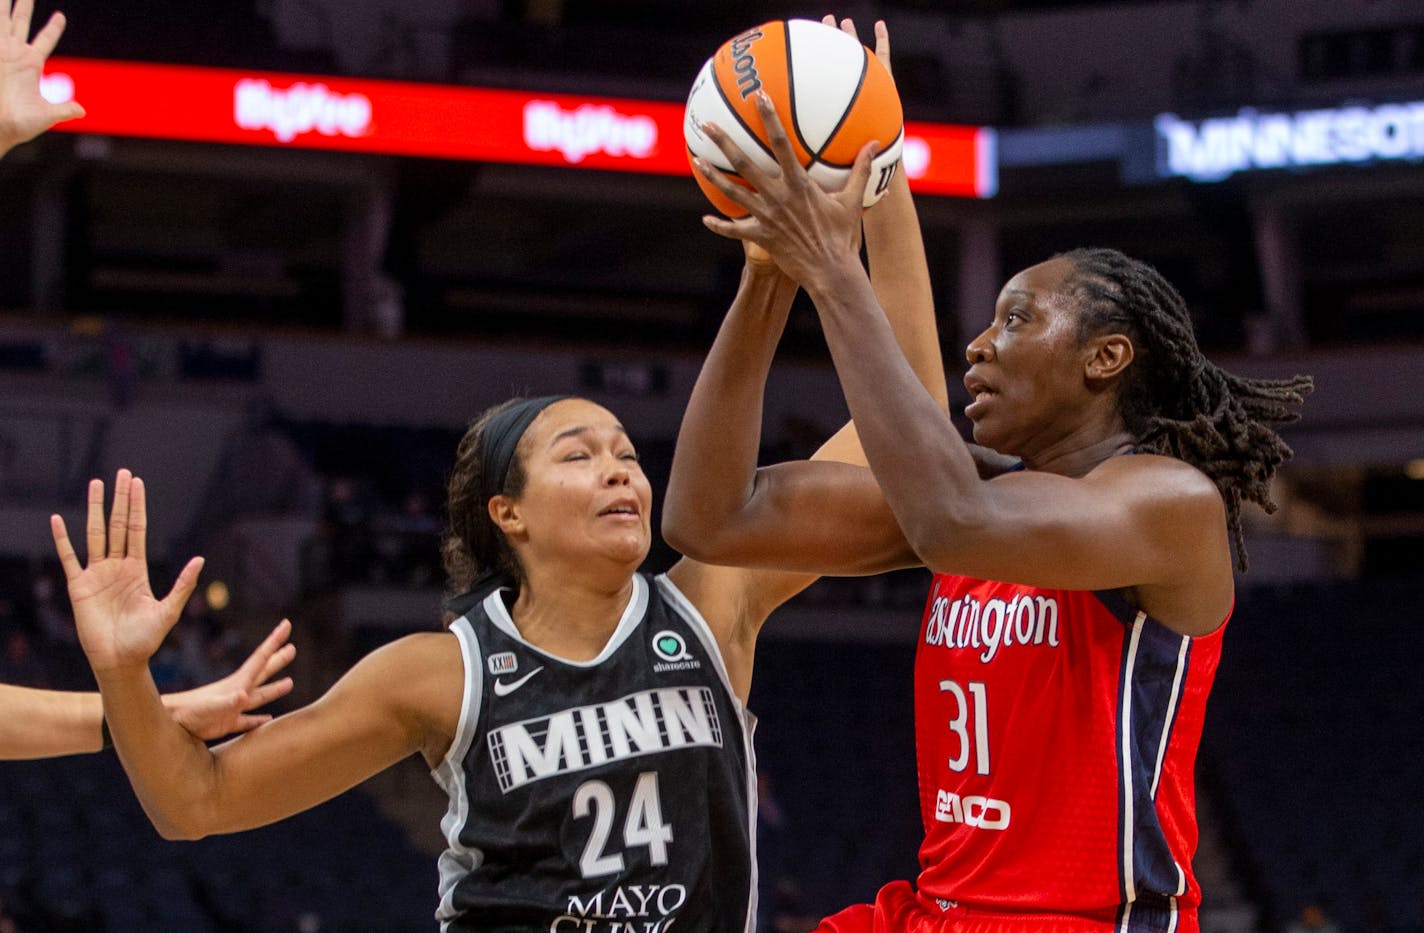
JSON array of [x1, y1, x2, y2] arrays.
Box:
[[1115, 607, 1193, 915]]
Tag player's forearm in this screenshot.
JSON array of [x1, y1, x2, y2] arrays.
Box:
[[663, 263, 797, 560], [806, 262, 988, 560], [93, 665, 224, 839], [0, 684, 104, 759], [862, 171, 948, 408]]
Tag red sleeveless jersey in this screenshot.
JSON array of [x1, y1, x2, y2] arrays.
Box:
[[911, 575, 1227, 932]]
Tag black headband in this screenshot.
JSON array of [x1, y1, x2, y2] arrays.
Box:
[[447, 395, 570, 616], [478, 394, 570, 506]]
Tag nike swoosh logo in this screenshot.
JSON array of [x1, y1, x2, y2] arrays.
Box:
[[493, 667, 544, 697]]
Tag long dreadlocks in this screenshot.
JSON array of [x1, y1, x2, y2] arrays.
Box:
[[1059, 247, 1314, 572]]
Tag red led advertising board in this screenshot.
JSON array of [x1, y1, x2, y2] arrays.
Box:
[[41, 58, 996, 198]]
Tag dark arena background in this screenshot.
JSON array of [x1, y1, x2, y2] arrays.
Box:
[[2, 0, 1422, 930]]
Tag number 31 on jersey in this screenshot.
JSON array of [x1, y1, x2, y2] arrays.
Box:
[[936, 679, 1011, 831]]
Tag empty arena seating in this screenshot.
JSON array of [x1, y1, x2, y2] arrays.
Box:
[[0, 754, 434, 932], [1203, 579, 1424, 932]]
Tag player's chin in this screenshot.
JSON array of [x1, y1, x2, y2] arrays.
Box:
[[602, 530, 652, 566], [967, 414, 992, 445], [967, 416, 1009, 455]]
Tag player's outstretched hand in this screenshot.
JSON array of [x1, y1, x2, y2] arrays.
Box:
[[164, 620, 297, 741], [51, 470, 203, 675], [0, 0, 84, 155], [695, 91, 876, 295], [823, 16, 894, 84]]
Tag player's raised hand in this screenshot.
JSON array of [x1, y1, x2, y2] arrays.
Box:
[[695, 91, 876, 293], [823, 16, 894, 84], [51, 470, 204, 674], [165, 619, 297, 741], [0, 0, 84, 154]]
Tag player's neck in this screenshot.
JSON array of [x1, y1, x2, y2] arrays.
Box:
[[508, 568, 638, 662], [1020, 409, 1134, 477]]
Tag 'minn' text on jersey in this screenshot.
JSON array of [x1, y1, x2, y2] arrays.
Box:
[[489, 687, 724, 792]]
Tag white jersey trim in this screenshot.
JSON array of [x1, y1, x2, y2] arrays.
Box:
[[1118, 611, 1147, 906], [654, 573, 759, 933], [433, 616, 486, 928], [1149, 635, 1190, 800], [481, 575, 649, 667]]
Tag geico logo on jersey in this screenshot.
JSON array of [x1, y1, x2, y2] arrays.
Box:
[[553, 884, 687, 931], [924, 593, 1060, 663], [489, 688, 723, 792], [934, 790, 1011, 830]]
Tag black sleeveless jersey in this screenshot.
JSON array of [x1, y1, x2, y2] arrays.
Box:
[[431, 573, 757, 932]]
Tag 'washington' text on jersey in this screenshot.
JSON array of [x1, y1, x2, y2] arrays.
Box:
[[488, 687, 724, 792], [923, 592, 1061, 662]]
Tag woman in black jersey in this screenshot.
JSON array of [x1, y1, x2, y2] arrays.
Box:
[[51, 384, 929, 930]]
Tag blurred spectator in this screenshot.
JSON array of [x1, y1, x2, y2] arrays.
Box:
[[0, 893, 27, 933], [755, 769, 821, 933], [32, 572, 75, 649], [1360, 889, 1392, 933], [325, 475, 375, 583], [371, 489, 443, 586], [756, 768, 786, 933], [1285, 901, 1342, 933], [0, 629, 48, 688], [768, 877, 819, 933]]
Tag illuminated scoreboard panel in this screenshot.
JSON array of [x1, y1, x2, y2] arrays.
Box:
[[42, 58, 997, 199]]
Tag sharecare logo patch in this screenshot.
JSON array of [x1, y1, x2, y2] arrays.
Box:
[[234, 79, 372, 143], [523, 100, 658, 164]]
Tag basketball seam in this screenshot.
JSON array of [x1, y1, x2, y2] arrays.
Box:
[[710, 53, 776, 164], [814, 46, 871, 169], [784, 22, 819, 165]]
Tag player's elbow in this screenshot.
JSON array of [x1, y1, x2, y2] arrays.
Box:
[[148, 809, 210, 841], [156, 824, 203, 842], [900, 500, 995, 572], [661, 507, 729, 563], [140, 791, 224, 841]]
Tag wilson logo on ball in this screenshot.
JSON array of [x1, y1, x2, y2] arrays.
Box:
[[683, 18, 904, 217], [727, 28, 765, 99]]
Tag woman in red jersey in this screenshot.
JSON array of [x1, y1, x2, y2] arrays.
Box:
[[665, 21, 1312, 933]]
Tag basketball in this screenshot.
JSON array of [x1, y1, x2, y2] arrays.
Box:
[[683, 19, 905, 217]]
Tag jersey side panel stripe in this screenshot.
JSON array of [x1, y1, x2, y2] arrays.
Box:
[[1117, 612, 1194, 932], [435, 616, 486, 929], [1116, 612, 1147, 907], [654, 573, 759, 933]]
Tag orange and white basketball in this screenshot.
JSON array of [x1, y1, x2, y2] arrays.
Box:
[[684, 19, 905, 217]]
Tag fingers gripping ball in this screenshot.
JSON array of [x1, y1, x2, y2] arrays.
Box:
[[684, 18, 905, 217]]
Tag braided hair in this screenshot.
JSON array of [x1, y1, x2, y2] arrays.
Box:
[[441, 399, 533, 597], [1059, 247, 1314, 571]]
